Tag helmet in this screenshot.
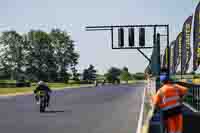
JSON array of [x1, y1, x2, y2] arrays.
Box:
[[160, 74, 169, 82], [38, 81, 44, 85]]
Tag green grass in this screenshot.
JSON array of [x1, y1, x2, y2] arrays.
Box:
[[0, 87, 34, 94], [120, 80, 138, 84], [0, 83, 93, 95], [47, 83, 78, 88], [0, 80, 17, 83], [0, 79, 140, 95], [128, 80, 136, 84], [0, 80, 32, 83]]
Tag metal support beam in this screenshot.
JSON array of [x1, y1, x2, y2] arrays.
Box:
[[86, 24, 168, 29], [112, 46, 154, 50], [85, 24, 169, 83], [157, 33, 161, 76], [167, 25, 170, 77], [136, 48, 151, 63], [111, 28, 114, 49], [86, 28, 112, 31], [156, 33, 161, 91]]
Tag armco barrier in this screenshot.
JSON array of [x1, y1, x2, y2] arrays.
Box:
[[138, 78, 160, 133], [140, 78, 165, 133]]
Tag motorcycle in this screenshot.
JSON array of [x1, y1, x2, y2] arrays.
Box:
[[94, 80, 98, 87], [36, 91, 48, 112]]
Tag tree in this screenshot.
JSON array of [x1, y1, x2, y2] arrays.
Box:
[[132, 72, 145, 80], [120, 67, 131, 83], [83, 65, 97, 82], [105, 67, 121, 84], [49, 29, 79, 82], [71, 66, 79, 81], [25, 30, 55, 81], [0, 29, 79, 82], [0, 31, 25, 81]]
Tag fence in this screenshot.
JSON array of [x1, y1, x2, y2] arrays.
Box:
[[179, 82, 200, 112]]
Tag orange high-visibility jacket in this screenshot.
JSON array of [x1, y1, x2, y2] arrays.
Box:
[[152, 83, 188, 111]]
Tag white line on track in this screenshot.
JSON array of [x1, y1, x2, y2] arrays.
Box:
[[0, 96, 12, 99], [136, 87, 146, 133], [0, 92, 32, 98]]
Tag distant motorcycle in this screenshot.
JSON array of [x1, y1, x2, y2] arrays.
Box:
[[94, 80, 98, 87], [36, 91, 48, 112], [102, 80, 106, 86]]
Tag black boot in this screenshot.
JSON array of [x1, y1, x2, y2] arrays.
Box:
[[35, 95, 40, 104], [46, 94, 50, 107]]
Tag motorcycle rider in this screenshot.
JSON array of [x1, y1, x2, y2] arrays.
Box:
[[34, 81, 52, 106], [102, 79, 106, 85], [94, 80, 98, 86]]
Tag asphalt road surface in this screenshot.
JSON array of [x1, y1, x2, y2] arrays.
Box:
[[0, 83, 145, 133]]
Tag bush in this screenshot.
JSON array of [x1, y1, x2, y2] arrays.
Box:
[[193, 75, 200, 79], [132, 73, 145, 80], [68, 80, 92, 84], [0, 83, 16, 88], [16, 82, 31, 87]]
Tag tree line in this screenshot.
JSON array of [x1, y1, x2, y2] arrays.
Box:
[[0, 29, 79, 82], [82, 65, 145, 84]]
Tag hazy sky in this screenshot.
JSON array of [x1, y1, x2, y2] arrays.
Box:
[[0, 0, 198, 74]]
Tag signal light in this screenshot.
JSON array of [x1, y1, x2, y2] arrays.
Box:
[[128, 28, 135, 47], [157, 33, 160, 44], [118, 28, 124, 47], [139, 28, 145, 46]]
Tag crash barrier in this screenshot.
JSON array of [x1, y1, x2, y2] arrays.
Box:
[[137, 78, 164, 133], [146, 78, 165, 133], [138, 77, 168, 133], [176, 81, 200, 112]]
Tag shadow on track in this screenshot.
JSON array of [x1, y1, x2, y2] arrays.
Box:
[[43, 109, 71, 113]]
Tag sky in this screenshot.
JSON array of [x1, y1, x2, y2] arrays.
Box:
[[0, 0, 198, 74]]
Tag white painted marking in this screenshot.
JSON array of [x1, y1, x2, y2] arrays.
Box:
[[0, 96, 11, 99], [0, 92, 32, 98], [136, 86, 146, 133]]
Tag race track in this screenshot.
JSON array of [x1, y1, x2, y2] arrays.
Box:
[[0, 83, 145, 133]]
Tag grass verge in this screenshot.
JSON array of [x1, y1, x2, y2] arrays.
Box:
[[0, 80, 140, 95], [0, 83, 93, 95]]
